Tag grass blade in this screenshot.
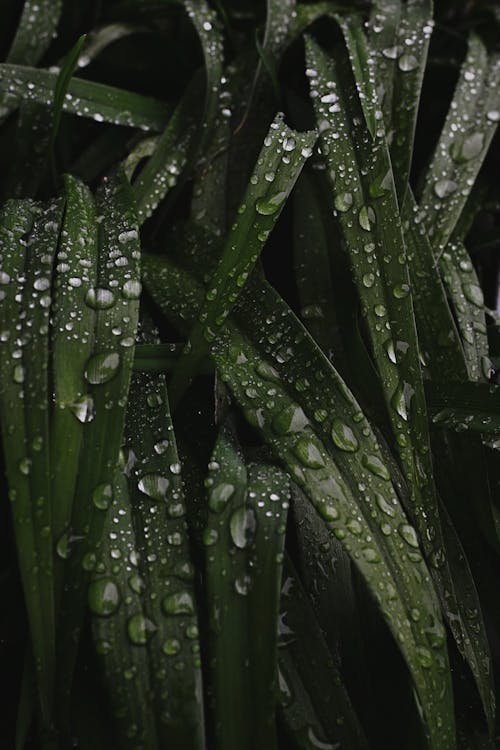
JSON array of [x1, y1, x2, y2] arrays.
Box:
[[57, 168, 141, 719], [307, 33, 495, 732], [0, 64, 171, 131], [368, 0, 433, 202], [205, 427, 288, 750], [168, 114, 316, 405], [124, 364, 206, 749], [419, 34, 500, 254], [0, 199, 56, 729], [50, 175, 98, 599], [7, 0, 62, 66]]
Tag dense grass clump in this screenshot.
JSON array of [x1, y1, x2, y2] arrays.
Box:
[[1, 1, 500, 748]]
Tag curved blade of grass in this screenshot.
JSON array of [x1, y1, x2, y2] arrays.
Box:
[[50, 175, 98, 600], [0, 199, 56, 728], [278, 554, 369, 750], [89, 468, 158, 749], [50, 35, 87, 154], [57, 168, 141, 716], [124, 365, 205, 749], [0, 64, 171, 131], [77, 23, 145, 70], [205, 427, 288, 750], [419, 34, 500, 254], [169, 114, 316, 405], [292, 169, 343, 363], [132, 74, 201, 223], [368, 0, 433, 202], [307, 35, 494, 731], [440, 239, 490, 382], [143, 254, 455, 750], [426, 381, 500, 435], [7, 0, 62, 66]]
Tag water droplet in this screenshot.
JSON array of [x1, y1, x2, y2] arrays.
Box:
[[393, 283, 410, 299], [382, 46, 401, 59], [203, 528, 218, 546], [362, 273, 375, 288], [56, 532, 71, 560], [92, 483, 113, 510], [122, 279, 142, 299], [163, 591, 195, 616], [128, 613, 155, 645], [433, 179, 457, 199], [487, 110, 500, 123], [138, 473, 169, 501], [255, 191, 287, 215], [209, 482, 235, 512], [13, 365, 25, 384], [88, 578, 120, 616], [391, 381, 408, 421], [450, 132, 484, 162], [69, 394, 94, 423], [162, 638, 181, 656], [235, 574, 252, 595], [416, 646, 433, 668], [374, 304, 386, 317], [272, 404, 309, 435], [85, 352, 120, 385], [375, 492, 396, 517], [19, 457, 31, 475], [334, 192, 353, 212], [293, 439, 325, 469], [398, 54, 418, 72], [283, 136, 296, 152], [331, 419, 359, 452], [363, 454, 390, 480], [359, 206, 376, 231], [230, 506, 257, 549], [462, 283, 483, 308], [398, 523, 419, 548], [85, 288, 115, 309]]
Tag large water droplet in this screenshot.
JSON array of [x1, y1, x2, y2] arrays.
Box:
[[462, 283, 483, 308], [398, 54, 418, 72], [88, 578, 120, 616], [122, 279, 142, 299], [128, 613, 155, 645], [230, 506, 257, 549], [92, 483, 113, 510], [209, 482, 235, 513], [85, 287, 115, 310], [359, 205, 376, 231], [163, 591, 195, 616], [433, 179, 457, 199], [272, 404, 309, 435], [138, 473, 169, 501], [85, 352, 120, 385], [363, 454, 390, 480], [334, 192, 353, 212], [450, 132, 484, 162], [331, 419, 359, 452], [293, 439, 325, 469], [255, 191, 287, 216], [69, 394, 94, 423], [398, 523, 419, 548]]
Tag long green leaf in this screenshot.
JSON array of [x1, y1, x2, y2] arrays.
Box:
[[169, 114, 316, 404], [0, 64, 171, 131]]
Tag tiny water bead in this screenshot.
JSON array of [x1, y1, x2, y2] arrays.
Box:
[[88, 578, 120, 616], [163, 591, 195, 616], [85, 351, 120, 385]]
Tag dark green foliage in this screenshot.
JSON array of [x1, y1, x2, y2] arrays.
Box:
[[0, 1, 500, 749]]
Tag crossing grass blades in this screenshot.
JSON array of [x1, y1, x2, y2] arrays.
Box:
[[1, 0, 500, 748]]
